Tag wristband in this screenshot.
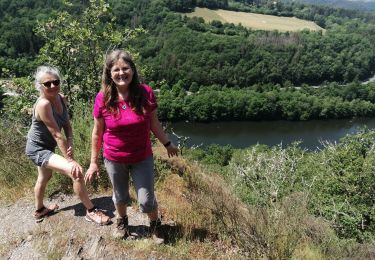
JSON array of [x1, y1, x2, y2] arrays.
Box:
[[163, 141, 171, 147]]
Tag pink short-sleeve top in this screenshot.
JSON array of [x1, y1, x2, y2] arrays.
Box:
[[93, 84, 157, 164]]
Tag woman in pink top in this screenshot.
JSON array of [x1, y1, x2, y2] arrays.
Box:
[[85, 50, 178, 243]]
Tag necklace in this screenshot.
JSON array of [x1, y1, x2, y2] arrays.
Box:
[[118, 92, 128, 110]]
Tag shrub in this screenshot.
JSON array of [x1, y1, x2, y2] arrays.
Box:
[[310, 129, 375, 241], [187, 144, 234, 166], [1, 77, 37, 126], [228, 131, 375, 242], [229, 142, 308, 206]]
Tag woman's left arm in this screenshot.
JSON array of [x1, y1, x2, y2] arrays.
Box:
[[150, 109, 179, 157], [61, 96, 74, 159]]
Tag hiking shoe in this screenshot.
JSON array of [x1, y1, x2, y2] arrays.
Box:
[[33, 204, 59, 223], [113, 216, 130, 239], [85, 208, 110, 225], [150, 219, 165, 245]]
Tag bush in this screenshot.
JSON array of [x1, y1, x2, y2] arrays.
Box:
[[187, 144, 234, 166], [228, 131, 375, 242], [310, 129, 375, 242], [229, 142, 307, 206], [1, 77, 37, 126]]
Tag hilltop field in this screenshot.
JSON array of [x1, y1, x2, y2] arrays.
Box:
[[184, 7, 325, 32]]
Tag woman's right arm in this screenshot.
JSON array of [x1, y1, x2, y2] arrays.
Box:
[[84, 117, 105, 184], [36, 99, 70, 159]]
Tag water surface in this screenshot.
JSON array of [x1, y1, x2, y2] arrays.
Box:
[[170, 118, 375, 150]]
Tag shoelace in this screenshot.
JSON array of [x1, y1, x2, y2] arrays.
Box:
[[95, 209, 105, 216], [91, 209, 107, 221]]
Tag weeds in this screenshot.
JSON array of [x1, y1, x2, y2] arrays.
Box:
[[0, 121, 35, 202]]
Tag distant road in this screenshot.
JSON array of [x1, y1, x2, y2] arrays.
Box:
[[362, 74, 375, 85], [1, 70, 375, 98]]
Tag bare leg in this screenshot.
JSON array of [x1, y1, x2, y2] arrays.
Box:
[[46, 154, 94, 210], [34, 166, 53, 210]]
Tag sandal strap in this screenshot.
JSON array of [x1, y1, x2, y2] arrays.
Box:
[[34, 204, 59, 219], [35, 206, 47, 213]]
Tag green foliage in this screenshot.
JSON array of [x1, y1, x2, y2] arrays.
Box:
[[229, 142, 307, 206], [165, 0, 195, 12], [1, 77, 38, 125], [69, 103, 112, 191], [156, 84, 375, 122], [2, 0, 375, 87], [153, 156, 173, 186], [0, 0, 64, 77], [35, 0, 143, 103], [226, 130, 375, 242], [310, 129, 375, 241], [188, 144, 234, 166], [0, 119, 36, 201], [132, 2, 375, 87], [1, 0, 375, 122]]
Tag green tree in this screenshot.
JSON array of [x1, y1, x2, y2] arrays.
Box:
[[35, 0, 143, 102]]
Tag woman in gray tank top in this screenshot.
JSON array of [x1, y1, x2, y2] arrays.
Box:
[[25, 65, 110, 225]]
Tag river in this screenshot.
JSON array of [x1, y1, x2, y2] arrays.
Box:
[[170, 117, 375, 150], [168, 72, 375, 151], [2, 76, 375, 150]]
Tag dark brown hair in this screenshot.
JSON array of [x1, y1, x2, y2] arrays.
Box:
[[101, 50, 145, 115]]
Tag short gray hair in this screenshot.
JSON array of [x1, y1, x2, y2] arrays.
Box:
[[34, 65, 62, 91]]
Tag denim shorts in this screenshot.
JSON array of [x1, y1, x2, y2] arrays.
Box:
[[104, 156, 158, 213], [25, 140, 55, 167]]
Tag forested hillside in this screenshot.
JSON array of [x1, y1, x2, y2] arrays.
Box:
[[2, 0, 375, 85], [0, 0, 85, 76], [1, 0, 375, 123], [291, 0, 375, 12]]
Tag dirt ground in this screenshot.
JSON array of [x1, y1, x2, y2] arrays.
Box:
[[0, 192, 165, 259]]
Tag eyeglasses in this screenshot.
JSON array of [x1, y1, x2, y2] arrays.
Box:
[[41, 79, 60, 88], [111, 67, 132, 74]]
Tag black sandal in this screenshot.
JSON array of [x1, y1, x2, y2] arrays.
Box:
[[33, 204, 59, 223]]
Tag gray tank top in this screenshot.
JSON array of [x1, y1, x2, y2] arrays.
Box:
[[27, 95, 69, 149]]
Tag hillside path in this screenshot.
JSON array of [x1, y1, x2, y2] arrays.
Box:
[[0, 192, 159, 259]]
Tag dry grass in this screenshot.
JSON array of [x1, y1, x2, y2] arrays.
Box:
[[154, 143, 261, 257], [0, 124, 36, 203], [185, 7, 325, 32], [153, 142, 344, 259], [0, 237, 25, 258]]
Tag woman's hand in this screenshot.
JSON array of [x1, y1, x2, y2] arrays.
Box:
[[166, 143, 179, 157], [68, 160, 83, 180], [67, 145, 74, 158], [85, 163, 100, 185]]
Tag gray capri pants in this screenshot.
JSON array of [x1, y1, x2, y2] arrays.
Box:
[[104, 155, 158, 213]]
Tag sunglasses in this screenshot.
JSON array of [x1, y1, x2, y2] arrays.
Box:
[[41, 79, 60, 88]]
